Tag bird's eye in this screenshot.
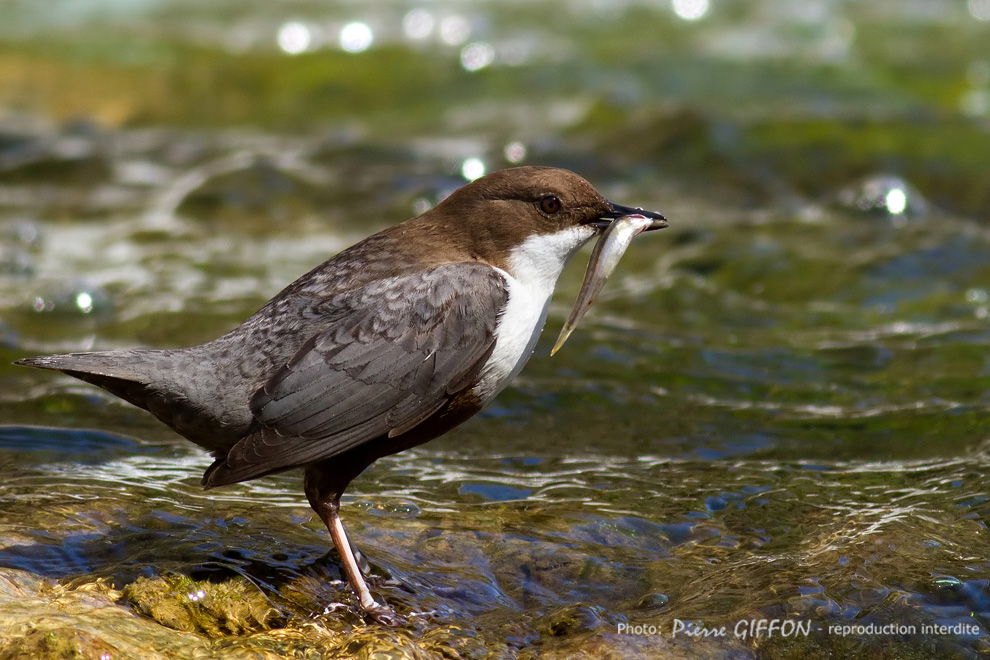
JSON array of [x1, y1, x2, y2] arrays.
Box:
[[539, 195, 562, 214]]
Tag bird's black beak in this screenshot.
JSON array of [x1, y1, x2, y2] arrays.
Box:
[[591, 201, 668, 230]]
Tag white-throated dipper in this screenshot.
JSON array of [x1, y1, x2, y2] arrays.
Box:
[[15, 166, 666, 621]]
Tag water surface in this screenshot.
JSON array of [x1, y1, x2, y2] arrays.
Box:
[[1, 1, 989, 658]]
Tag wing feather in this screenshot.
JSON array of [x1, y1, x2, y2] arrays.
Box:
[[205, 262, 508, 486]]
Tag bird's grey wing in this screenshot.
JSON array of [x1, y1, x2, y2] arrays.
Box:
[[204, 262, 508, 486]]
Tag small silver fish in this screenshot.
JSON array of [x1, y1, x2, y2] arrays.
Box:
[[551, 213, 666, 356]]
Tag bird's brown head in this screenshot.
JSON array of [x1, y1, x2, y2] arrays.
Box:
[[419, 166, 666, 272]]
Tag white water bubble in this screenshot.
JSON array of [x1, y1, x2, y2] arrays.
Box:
[[440, 15, 471, 46], [403, 9, 435, 40], [461, 42, 495, 71], [277, 21, 312, 55], [966, 289, 988, 303], [504, 141, 527, 163], [340, 22, 373, 53], [672, 0, 709, 21], [884, 188, 907, 215], [75, 292, 94, 314], [969, 0, 990, 20], [461, 158, 485, 181]]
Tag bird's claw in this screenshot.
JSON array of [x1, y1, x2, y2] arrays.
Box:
[[365, 602, 404, 627]]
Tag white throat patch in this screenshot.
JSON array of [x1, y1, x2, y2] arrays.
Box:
[[473, 224, 597, 402]]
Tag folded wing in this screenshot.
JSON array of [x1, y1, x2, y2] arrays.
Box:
[[203, 262, 508, 486]]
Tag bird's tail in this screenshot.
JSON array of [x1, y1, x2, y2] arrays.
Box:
[[15, 350, 172, 413]]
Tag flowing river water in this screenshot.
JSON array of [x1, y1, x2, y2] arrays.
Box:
[[1, 1, 989, 658]]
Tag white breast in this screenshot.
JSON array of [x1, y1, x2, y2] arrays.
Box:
[[473, 225, 597, 403]]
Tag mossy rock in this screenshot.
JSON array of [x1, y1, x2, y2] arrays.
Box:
[[0, 628, 120, 660], [121, 573, 278, 638]]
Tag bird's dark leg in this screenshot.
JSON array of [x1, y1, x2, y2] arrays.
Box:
[[303, 463, 393, 621]]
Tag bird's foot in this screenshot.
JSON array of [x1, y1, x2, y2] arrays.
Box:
[[363, 601, 404, 627], [322, 598, 403, 626]]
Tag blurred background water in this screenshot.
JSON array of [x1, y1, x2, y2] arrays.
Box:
[[1, 1, 989, 658]]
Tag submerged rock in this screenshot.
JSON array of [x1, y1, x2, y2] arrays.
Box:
[[122, 574, 279, 638], [0, 568, 210, 660]]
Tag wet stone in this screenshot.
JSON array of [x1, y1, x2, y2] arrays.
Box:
[[121, 574, 279, 638], [175, 158, 332, 227], [0, 569, 211, 659], [0, 133, 111, 186], [536, 602, 614, 637], [634, 593, 671, 611], [0, 628, 121, 660]]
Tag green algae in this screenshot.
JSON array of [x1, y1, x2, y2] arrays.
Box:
[[0, 570, 211, 660], [122, 574, 279, 638]]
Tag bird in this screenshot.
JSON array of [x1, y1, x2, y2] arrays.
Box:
[[15, 166, 666, 622]]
